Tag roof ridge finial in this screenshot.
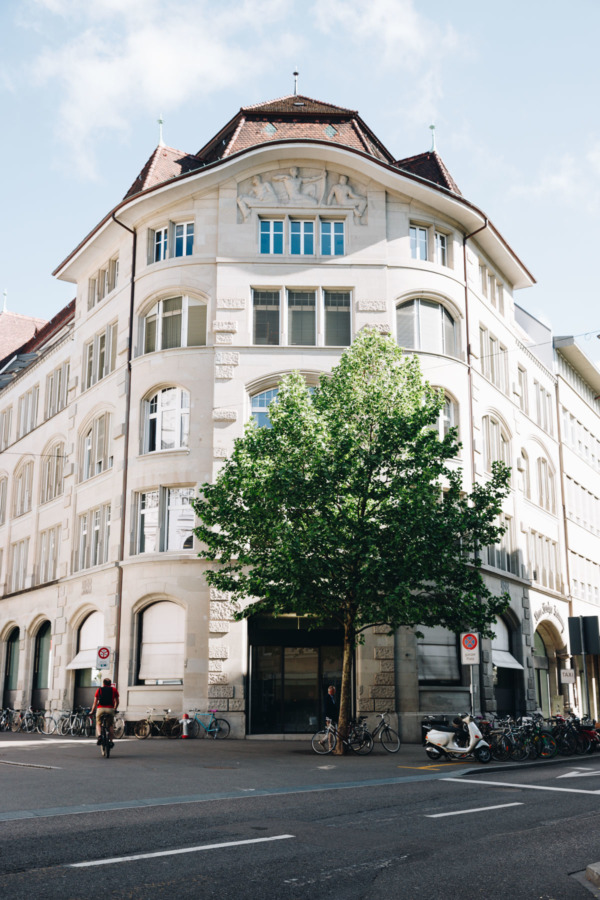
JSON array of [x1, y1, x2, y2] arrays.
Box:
[[158, 113, 165, 147], [429, 123, 436, 152], [293, 68, 299, 96]]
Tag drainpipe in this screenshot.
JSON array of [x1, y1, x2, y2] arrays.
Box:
[[462, 219, 488, 714], [111, 213, 137, 688]]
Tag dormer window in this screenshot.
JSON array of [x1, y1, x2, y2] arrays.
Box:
[[264, 123, 277, 134]]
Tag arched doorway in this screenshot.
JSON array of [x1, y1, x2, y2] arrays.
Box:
[[67, 612, 104, 709], [31, 621, 52, 710], [533, 630, 552, 717], [3, 627, 20, 708], [248, 615, 343, 734], [491, 617, 523, 716]]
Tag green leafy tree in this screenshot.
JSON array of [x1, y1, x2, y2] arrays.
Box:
[[193, 331, 510, 750]]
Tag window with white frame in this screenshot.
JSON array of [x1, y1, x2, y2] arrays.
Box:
[[142, 296, 206, 353], [290, 220, 314, 255], [9, 537, 29, 593], [321, 221, 344, 256], [417, 626, 460, 683], [0, 477, 7, 525], [527, 529, 560, 591], [136, 487, 195, 553], [137, 601, 185, 685], [80, 412, 113, 482], [76, 504, 110, 571], [396, 299, 458, 357], [324, 290, 351, 345], [13, 460, 33, 517], [88, 256, 119, 310], [17, 385, 39, 439], [288, 290, 316, 345], [40, 442, 65, 504], [37, 524, 60, 584], [533, 380, 553, 435], [486, 513, 517, 573], [479, 326, 508, 393], [253, 290, 280, 345], [83, 322, 117, 391], [480, 265, 505, 315], [518, 449, 531, 498], [0, 406, 12, 451], [434, 231, 447, 265], [45, 362, 69, 420], [260, 220, 284, 254], [251, 388, 280, 428], [482, 415, 510, 472], [410, 224, 451, 268], [410, 225, 428, 260], [436, 393, 458, 439], [143, 387, 190, 453], [148, 221, 194, 263], [537, 457, 555, 513], [517, 366, 529, 415]]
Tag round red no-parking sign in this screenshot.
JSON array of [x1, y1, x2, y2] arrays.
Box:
[[96, 646, 111, 668], [460, 632, 480, 664], [462, 633, 477, 650]]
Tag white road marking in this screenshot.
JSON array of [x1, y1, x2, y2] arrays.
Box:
[[0, 759, 61, 770], [69, 834, 295, 868], [0, 739, 124, 749], [444, 777, 600, 796], [556, 769, 600, 779], [425, 801, 523, 818], [318, 765, 336, 770]]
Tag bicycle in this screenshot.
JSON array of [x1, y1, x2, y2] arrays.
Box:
[[179, 709, 230, 739], [99, 712, 113, 758], [311, 717, 374, 755], [134, 707, 180, 739], [363, 712, 401, 753]]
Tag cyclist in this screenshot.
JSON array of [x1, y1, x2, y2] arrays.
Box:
[[90, 677, 119, 748]]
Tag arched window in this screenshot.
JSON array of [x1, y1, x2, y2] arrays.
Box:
[[13, 460, 33, 517], [3, 627, 20, 701], [537, 457, 555, 513], [33, 621, 51, 691], [251, 388, 280, 428], [519, 449, 530, 498], [396, 299, 458, 357], [432, 391, 458, 439], [137, 601, 185, 685], [67, 612, 104, 696], [142, 296, 207, 353], [80, 412, 112, 482], [482, 415, 510, 472], [417, 626, 460, 684], [40, 441, 65, 504], [143, 388, 190, 453]]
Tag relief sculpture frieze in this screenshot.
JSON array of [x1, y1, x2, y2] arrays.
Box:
[[237, 168, 367, 222]]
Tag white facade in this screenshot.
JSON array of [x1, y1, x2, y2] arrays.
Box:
[[1, 95, 598, 740]]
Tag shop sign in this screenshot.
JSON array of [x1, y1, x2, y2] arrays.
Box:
[[560, 669, 576, 684], [533, 601, 566, 633]]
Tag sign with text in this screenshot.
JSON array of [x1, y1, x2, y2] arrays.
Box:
[[96, 646, 111, 670], [460, 632, 480, 665], [560, 668, 576, 684]]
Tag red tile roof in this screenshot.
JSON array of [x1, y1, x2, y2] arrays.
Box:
[[241, 94, 356, 115], [0, 311, 48, 362], [396, 150, 461, 195], [123, 145, 199, 200], [0, 300, 74, 372]]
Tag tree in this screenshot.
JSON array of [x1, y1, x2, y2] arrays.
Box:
[[193, 330, 511, 750]]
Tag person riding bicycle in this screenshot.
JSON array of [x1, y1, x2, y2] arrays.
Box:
[[90, 677, 119, 747]]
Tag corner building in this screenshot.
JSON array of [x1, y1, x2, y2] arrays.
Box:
[[1, 94, 570, 740]]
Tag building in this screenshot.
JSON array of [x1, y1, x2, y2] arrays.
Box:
[[0, 92, 597, 741]]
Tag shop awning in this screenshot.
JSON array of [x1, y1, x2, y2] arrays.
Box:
[[66, 649, 98, 670], [492, 650, 524, 670]]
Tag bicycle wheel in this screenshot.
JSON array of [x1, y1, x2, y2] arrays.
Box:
[[170, 721, 183, 739], [22, 715, 36, 733], [56, 716, 69, 735], [188, 719, 200, 739], [134, 719, 150, 739], [70, 716, 84, 736], [312, 729, 336, 754], [576, 734, 592, 755], [11, 716, 22, 733], [509, 739, 528, 762], [213, 718, 230, 739], [538, 734, 558, 759], [40, 713, 57, 735], [113, 716, 125, 739], [491, 735, 511, 762], [380, 726, 401, 753], [556, 732, 577, 755], [349, 732, 373, 754]]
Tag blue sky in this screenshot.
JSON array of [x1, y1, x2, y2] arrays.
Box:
[[1, 0, 599, 360]]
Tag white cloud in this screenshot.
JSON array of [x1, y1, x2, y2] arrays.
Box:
[[511, 143, 600, 214], [26, 0, 297, 178]]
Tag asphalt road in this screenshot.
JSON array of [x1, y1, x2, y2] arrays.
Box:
[[2, 735, 600, 899]]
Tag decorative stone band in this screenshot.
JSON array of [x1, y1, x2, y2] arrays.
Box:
[[357, 300, 387, 312], [209, 620, 230, 633], [215, 366, 234, 379], [209, 643, 229, 659], [359, 323, 391, 334], [215, 352, 240, 366], [213, 321, 238, 333], [217, 298, 246, 310], [212, 408, 238, 422], [215, 333, 233, 345]]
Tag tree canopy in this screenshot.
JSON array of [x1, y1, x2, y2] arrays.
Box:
[[193, 330, 511, 743]]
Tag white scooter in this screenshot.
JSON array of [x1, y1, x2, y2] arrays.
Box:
[[423, 713, 492, 763]]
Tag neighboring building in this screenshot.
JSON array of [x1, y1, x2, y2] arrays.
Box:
[[0, 310, 47, 361], [0, 92, 597, 740]]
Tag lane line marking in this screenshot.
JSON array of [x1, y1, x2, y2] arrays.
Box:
[[68, 834, 295, 867], [443, 777, 600, 796], [0, 760, 60, 770], [425, 802, 523, 818]]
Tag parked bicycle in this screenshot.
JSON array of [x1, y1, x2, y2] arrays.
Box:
[[177, 709, 231, 739], [10, 707, 56, 735], [361, 712, 401, 753], [134, 707, 180, 739], [311, 717, 374, 755]]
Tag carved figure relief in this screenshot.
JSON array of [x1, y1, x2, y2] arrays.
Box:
[[237, 168, 368, 222]]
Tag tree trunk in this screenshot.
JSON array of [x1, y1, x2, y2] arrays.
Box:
[[333, 619, 354, 755]]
